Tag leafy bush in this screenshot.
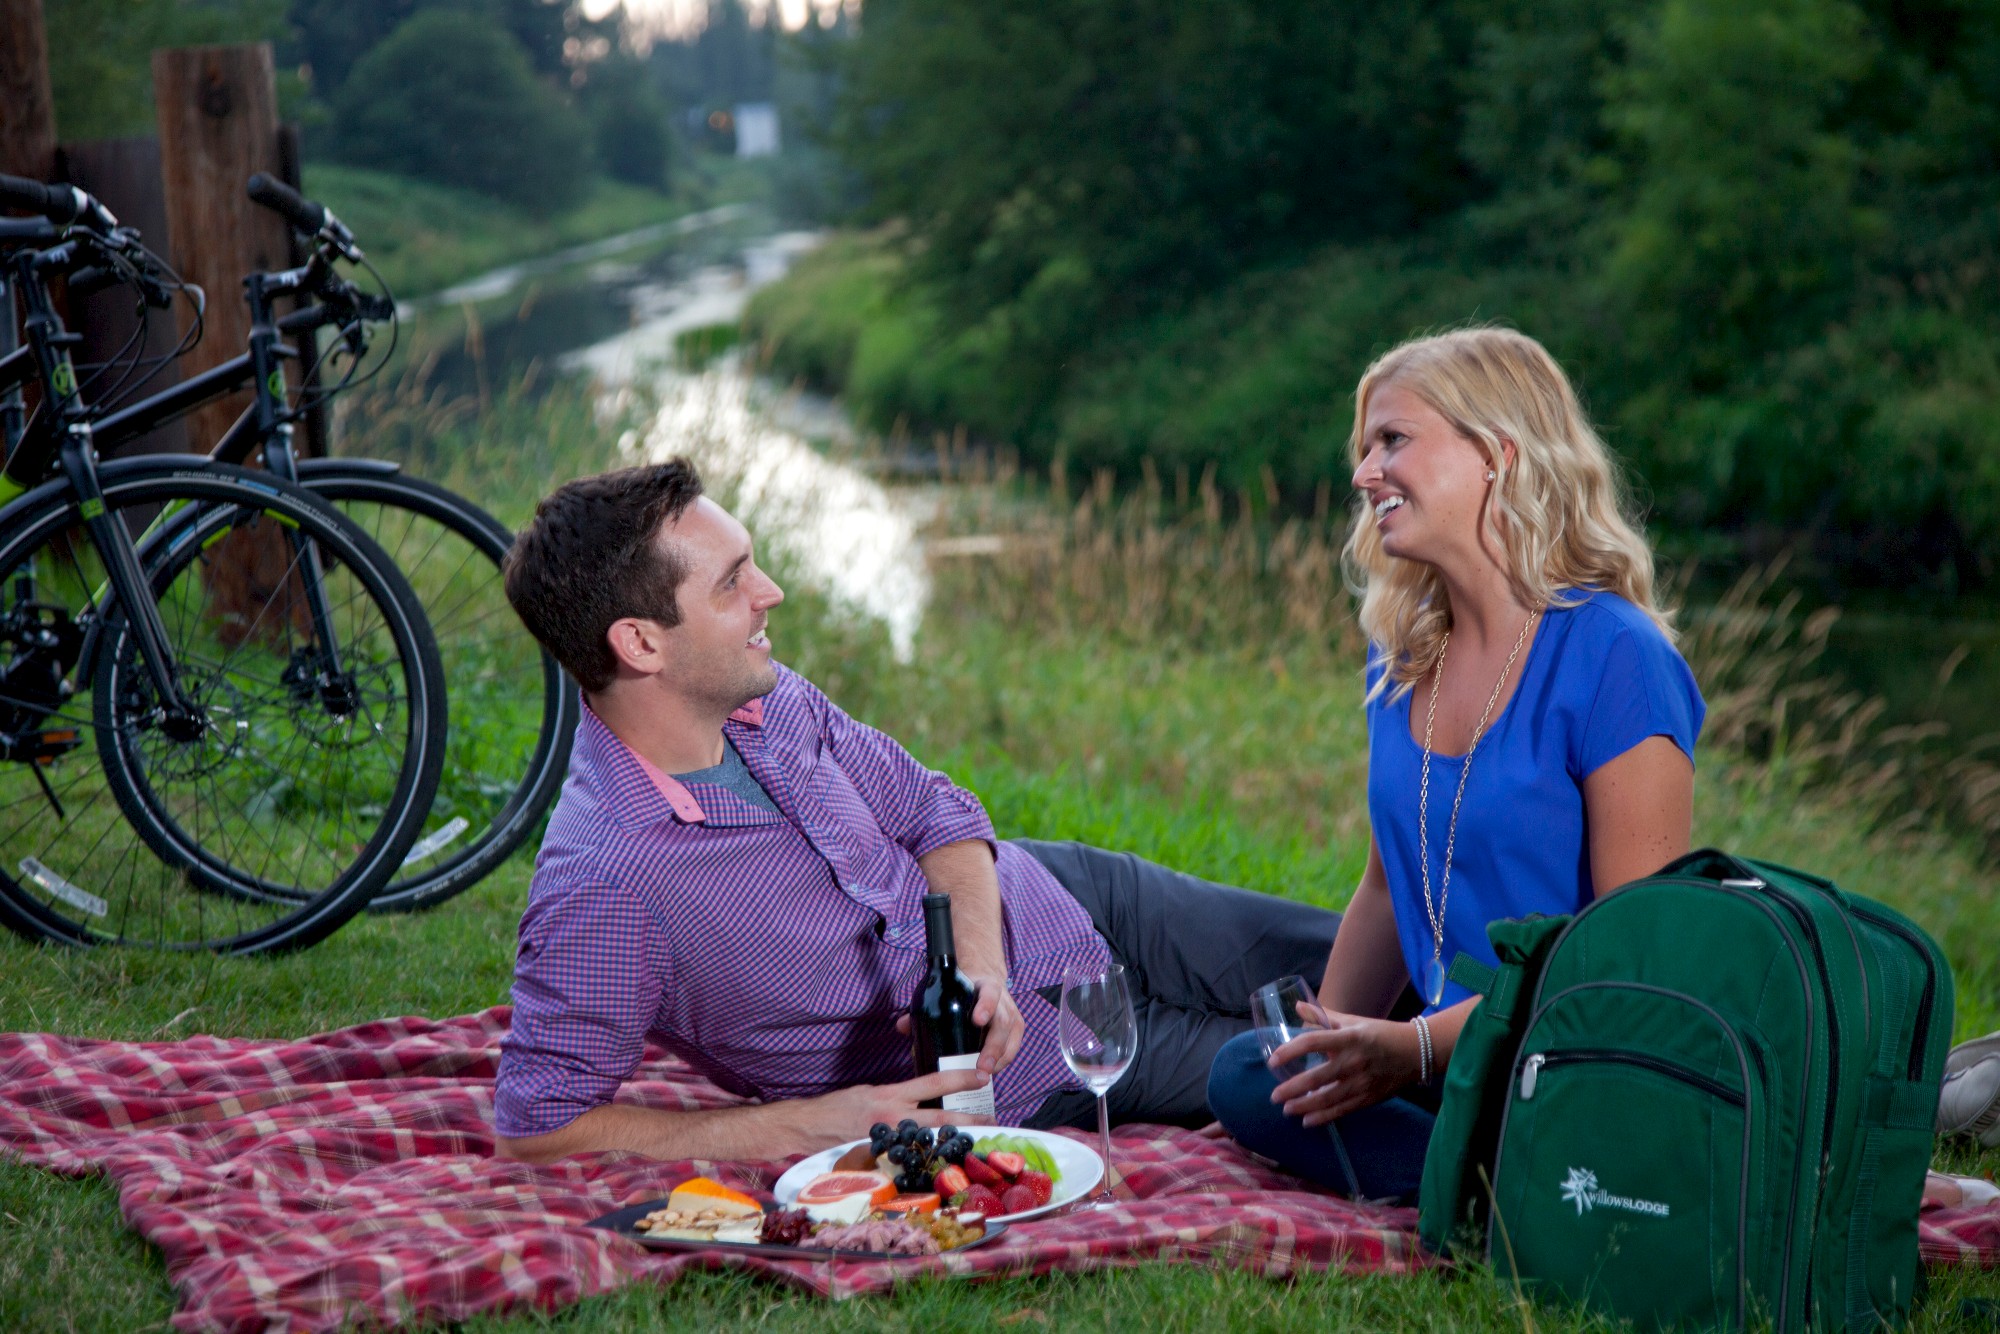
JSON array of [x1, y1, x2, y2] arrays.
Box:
[[330, 9, 591, 213], [579, 57, 672, 191]]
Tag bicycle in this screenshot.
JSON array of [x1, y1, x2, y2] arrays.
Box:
[[0, 175, 448, 953], [73, 174, 578, 912]]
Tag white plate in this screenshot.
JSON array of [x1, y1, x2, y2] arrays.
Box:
[[773, 1128, 1103, 1224]]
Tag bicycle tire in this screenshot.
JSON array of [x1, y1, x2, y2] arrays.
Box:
[[294, 461, 577, 911], [0, 459, 446, 953]]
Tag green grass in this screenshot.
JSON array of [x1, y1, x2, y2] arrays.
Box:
[[302, 158, 770, 300], [3, 391, 2000, 1330]]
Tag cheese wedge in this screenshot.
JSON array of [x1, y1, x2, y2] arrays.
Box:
[[667, 1178, 763, 1218]]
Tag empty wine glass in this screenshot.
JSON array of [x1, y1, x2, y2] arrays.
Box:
[[1250, 975, 1328, 1081], [1059, 962, 1138, 1210]]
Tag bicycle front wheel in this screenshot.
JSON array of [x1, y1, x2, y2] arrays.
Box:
[[0, 463, 446, 953], [297, 462, 578, 912]]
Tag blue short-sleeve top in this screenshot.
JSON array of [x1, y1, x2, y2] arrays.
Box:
[[1364, 590, 1706, 1014]]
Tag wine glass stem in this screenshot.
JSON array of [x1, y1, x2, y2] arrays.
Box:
[[1095, 1090, 1114, 1202]]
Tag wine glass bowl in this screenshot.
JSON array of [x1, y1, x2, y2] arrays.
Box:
[[1058, 963, 1138, 1209], [1250, 975, 1328, 1082]]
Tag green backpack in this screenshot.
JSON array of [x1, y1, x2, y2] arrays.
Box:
[[1418, 849, 1952, 1332]]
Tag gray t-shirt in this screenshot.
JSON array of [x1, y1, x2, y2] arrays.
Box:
[[672, 737, 779, 813]]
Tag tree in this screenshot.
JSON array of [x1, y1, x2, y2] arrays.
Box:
[[288, 0, 583, 97], [578, 54, 671, 189], [330, 8, 592, 211]]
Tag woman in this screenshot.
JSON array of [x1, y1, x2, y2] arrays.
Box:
[[1205, 326, 1704, 1200]]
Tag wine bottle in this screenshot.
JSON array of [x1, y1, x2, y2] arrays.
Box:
[[910, 893, 995, 1116]]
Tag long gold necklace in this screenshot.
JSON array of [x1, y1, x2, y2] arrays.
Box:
[[1414, 608, 1540, 1006]]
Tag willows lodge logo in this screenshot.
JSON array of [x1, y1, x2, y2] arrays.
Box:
[[1559, 1167, 1672, 1218]]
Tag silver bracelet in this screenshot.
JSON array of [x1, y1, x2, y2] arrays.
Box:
[[1413, 1014, 1434, 1085]]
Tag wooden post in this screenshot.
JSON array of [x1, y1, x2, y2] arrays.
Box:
[[0, 0, 56, 183], [154, 45, 301, 641], [152, 43, 291, 455]]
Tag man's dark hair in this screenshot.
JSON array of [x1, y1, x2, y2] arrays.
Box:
[[504, 460, 706, 692]]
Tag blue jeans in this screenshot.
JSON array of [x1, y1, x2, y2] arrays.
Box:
[[1206, 1030, 1437, 1202]]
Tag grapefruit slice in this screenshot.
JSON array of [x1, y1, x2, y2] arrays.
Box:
[[796, 1171, 895, 1209], [882, 1192, 940, 1214]]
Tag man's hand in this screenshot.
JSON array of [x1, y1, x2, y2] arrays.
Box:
[[1267, 1007, 1422, 1127], [893, 977, 1024, 1075], [784, 1069, 999, 1150], [912, 839, 1023, 1075], [969, 975, 1023, 1074], [496, 1067, 999, 1164]]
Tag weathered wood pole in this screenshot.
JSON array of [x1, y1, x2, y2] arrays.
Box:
[[152, 43, 291, 454], [0, 0, 56, 183], [154, 45, 302, 639]]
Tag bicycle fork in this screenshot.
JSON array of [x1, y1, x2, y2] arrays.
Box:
[[54, 437, 210, 738]]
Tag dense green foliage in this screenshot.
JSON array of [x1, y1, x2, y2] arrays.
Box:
[[758, 0, 2000, 589], [328, 8, 592, 211], [288, 0, 579, 93]]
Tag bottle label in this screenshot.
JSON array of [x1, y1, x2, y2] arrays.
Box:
[[936, 1052, 997, 1118]]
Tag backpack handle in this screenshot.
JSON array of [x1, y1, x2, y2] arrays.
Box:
[[1447, 953, 1497, 997]]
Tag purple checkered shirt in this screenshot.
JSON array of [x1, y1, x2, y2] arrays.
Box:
[[493, 664, 1110, 1139]]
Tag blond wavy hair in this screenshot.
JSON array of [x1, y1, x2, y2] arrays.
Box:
[[1342, 327, 1673, 702]]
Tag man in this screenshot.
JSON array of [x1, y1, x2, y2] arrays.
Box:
[[493, 460, 1342, 1162]]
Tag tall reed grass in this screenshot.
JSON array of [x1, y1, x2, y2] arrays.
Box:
[[906, 439, 2000, 865]]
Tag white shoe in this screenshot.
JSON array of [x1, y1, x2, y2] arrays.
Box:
[[1937, 1054, 2000, 1145], [1947, 1031, 2000, 1077]]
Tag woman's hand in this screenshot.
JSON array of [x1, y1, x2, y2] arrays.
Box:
[[1267, 1007, 1422, 1127]]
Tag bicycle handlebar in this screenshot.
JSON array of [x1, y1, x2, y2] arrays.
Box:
[[0, 173, 117, 230], [246, 172, 325, 234], [0, 174, 83, 223], [246, 173, 360, 260]]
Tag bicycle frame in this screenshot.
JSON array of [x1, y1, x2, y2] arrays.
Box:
[[3, 240, 204, 728], [0, 243, 360, 740]]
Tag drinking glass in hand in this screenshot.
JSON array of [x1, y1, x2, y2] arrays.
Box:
[[1059, 963, 1138, 1210], [1251, 975, 1328, 1082]]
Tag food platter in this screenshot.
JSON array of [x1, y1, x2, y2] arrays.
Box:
[[773, 1127, 1103, 1223], [586, 1199, 1009, 1259]]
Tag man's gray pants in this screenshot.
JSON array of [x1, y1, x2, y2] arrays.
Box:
[[1013, 839, 1342, 1130]]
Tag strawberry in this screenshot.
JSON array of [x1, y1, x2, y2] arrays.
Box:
[[960, 1184, 1003, 1217], [986, 1150, 1027, 1179], [999, 1183, 1037, 1215], [1017, 1168, 1054, 1206], [934, 1165, 971, 1199], [961, 1152, 1004, 1188]]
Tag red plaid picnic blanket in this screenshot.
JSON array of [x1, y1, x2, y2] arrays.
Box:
[[0, 1007, 1425, 1334], [2, 1008, 1993, 1334]]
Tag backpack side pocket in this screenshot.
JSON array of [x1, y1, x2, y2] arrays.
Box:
[[1417, 915, 1569, 1256]]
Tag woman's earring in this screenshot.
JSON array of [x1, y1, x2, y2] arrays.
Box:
[[1486, 469, 1497, 482]]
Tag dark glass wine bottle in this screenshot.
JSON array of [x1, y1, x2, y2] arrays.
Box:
[[910, 893, 995, 1116]]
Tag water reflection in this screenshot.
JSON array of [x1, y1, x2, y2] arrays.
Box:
[[558, 233, 933, 659]]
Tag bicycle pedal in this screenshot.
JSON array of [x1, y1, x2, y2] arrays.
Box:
[[2, 728, 79, 764]]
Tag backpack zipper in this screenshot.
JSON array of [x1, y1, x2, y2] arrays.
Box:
[[1518, 1047, 1745, 1106], [1849, 904, 1938, 1081], [1674, 873, 1842, 1330]]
